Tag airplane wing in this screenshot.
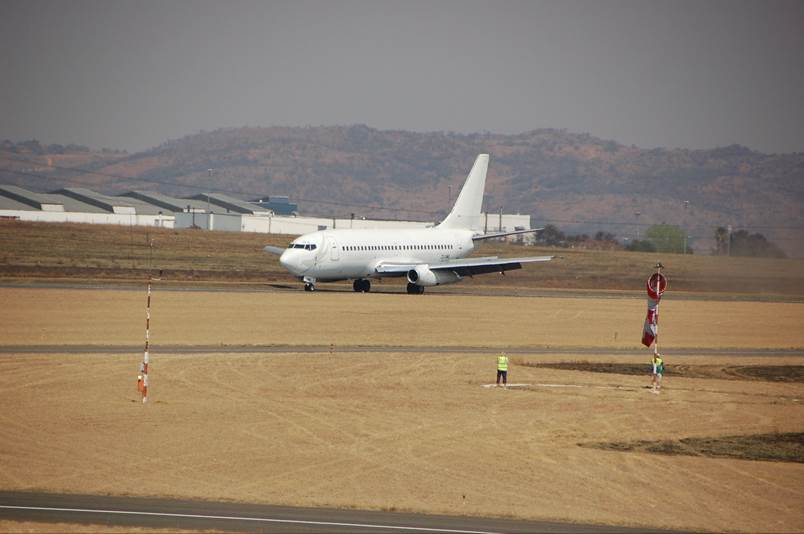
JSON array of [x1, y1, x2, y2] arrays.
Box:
[[375, 255, 554, 277]]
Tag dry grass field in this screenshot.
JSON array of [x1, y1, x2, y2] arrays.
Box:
[[2, 220, 804, 296], [1, 288, 803, 532]]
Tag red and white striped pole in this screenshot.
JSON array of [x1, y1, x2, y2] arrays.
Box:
[[137, 278, 153, 403]]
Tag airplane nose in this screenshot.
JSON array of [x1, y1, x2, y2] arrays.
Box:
[[279, 250, 293, 271], [280, 249, 308, 275]]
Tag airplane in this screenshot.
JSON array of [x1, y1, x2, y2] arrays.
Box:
[[265, 154, 554, 293]]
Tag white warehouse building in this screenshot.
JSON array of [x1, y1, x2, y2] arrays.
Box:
[[0, 184, 533, 239]]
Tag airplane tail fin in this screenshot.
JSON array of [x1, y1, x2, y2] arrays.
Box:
[[437, 154, 488, 231]]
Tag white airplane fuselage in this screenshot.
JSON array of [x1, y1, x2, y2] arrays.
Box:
[[279, 227, 475, 282]]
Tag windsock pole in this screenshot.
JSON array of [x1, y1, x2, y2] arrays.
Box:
[[137, 278, 153, 403], [642, 262, 667, 351], [653, 262, 662, 355]]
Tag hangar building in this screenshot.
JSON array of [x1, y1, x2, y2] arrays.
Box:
[[0, 184, 532, 238]]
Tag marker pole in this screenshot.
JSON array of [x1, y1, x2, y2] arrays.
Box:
[[137, 279, 152, 403]]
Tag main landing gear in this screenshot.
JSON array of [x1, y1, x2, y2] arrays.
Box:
[[406, 282, 425, 294], [353, 279, 371, 292], [304, 283, 315, 292]]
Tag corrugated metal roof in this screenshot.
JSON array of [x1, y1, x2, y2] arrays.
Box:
[[0, 194, 38, 211], [42, 193, 114, 213], [1, 184, 271, 216], [0, 185, 65, 210], [119, 191, 210, 213], [111, 197, 165, 215], [0, 185, 107, 213], [120, 190, 192, 212], [188, 193, 271, 215], [53, 187, 138, 213]]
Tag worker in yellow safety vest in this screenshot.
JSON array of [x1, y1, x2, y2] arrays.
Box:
[[651, 352, 664, 394], [496, 353, 509, 387]]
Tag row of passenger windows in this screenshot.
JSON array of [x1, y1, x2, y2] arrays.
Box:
[[288, 243, 317, 250], [343, 244, 454, 252]]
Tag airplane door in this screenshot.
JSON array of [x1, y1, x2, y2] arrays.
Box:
[[329, 237, 340, 261]]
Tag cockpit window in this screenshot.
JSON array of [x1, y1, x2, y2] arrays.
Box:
[[289, 243, 316, 250]]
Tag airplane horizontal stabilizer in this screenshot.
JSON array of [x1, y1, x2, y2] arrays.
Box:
[[472, 227, 545, 241]]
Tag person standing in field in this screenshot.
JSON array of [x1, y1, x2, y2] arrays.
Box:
[[496, 352, 509, 387], [651, 352, 664, 394]]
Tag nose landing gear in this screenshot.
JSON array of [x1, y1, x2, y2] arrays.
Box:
[[303, 276, 316, 292]]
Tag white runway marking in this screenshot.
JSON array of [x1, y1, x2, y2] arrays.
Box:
[[482, 382, 647, 393], [0, 505, 504, 534], [532, 383, 639, 391]]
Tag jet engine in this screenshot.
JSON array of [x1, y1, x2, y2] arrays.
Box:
[[407, 266, 461, 287]]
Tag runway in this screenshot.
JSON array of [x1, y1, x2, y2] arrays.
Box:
[[0, 491, 676, 533], [1, 343, 801, 357], [3, 281, 801, 303]]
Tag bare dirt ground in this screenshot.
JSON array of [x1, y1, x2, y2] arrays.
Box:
[[0, 521, 208, 533], [1, 288, 803, 533]]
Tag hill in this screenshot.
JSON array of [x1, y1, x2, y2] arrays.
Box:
[[1, 127, 802, 255]]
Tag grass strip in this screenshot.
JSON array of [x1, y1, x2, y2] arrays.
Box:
[[523, 361, 804, 382], [580, 432, 804, 463]]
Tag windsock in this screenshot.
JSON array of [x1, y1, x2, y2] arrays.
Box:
[[641, 272, 667, 348]]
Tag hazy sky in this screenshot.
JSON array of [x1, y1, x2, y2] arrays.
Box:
[[2, 0, 803, 153]]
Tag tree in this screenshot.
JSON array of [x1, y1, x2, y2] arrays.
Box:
[[594, 231, 616, 242], [537, 224, 566, 247], [712, 227, 786, 258], [626, 239, 657, 252], [645, 224, 687, 254], [714, 226, 729, 255], [730, 230, 786, 258]]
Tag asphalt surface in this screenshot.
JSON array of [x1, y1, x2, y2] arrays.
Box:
[[1, 343, 801, 357], [0, 491, 678, 533]]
